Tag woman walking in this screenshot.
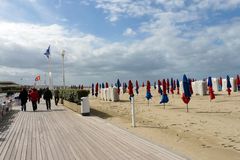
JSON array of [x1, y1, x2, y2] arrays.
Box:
[[29, 88, 39, 111]]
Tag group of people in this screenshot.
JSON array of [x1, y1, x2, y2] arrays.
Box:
[[18, 87, 60, 111]]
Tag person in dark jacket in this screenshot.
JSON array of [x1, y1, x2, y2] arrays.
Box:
[[29, 88, 39, 111], [43, 87, 53, 110], [19, 88, 28, 111], [54, 89, 60, 106]]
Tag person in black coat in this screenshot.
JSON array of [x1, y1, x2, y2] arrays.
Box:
[[19, 88, 28, 111], [43, 87, 53, 110]]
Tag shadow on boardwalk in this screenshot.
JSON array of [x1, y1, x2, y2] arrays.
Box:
[[90, 108, 112, 119], [0, 110, 20, 141]]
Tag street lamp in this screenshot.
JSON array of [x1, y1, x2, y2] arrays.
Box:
[[61, 50, 66, 89]]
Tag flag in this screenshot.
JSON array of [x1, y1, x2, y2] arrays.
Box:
[[44, 45, 50, 59], [35, 75, 40, 81]]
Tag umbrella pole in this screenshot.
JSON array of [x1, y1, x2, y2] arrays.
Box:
[[164, 103, 165, 109], [131, 97, 136, 128]]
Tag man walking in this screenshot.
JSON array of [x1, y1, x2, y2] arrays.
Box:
[[19, 87, 28, 111], [43, 87, 53, 110], [54, 88, 60, 106]]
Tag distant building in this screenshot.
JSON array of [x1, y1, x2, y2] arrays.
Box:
[[0, 81, 21, 93]]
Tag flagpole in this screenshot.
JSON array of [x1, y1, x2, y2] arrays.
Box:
[[61, 50, 65, 89]]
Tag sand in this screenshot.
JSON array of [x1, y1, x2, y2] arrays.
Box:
[[89, 87, 240, 160]]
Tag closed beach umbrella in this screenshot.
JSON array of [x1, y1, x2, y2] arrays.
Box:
[[135, 80, 139, 95], [158, 80, 163, 95], [95, 83, 99, 97], [170, 78, 174, 95], [102, 83, 105, 89], [182, 74, 191, 112], [117, 79, 121, 95], [160, 79, 169, 108], [207, 77, 215, 100], [146, 80, 152, 101], [176, 79, 180, 94], [128, 80, 134, 100], [105, 82, 109, 88], [154, 81, 157, 89], [92, 83, 94, 96], [237, 75, 240, 91], [166, 79, 170, 93], [142, 82, 145, 87], [218, 77, 222, 91], [227, 75, 231, 95], [173, 80, 176, 90]]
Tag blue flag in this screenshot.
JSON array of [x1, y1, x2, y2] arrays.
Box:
[[44, 45, 50, 59]]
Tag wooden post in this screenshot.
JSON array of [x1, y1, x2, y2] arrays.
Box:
[[131, 97, 136, 128]]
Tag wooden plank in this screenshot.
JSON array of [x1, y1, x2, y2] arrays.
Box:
[[0, 101, 187, 160]]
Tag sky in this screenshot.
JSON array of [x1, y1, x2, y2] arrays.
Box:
[[0, 0, 240, 86]]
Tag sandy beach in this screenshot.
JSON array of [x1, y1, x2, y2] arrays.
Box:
[[89, 87, 240, 160]]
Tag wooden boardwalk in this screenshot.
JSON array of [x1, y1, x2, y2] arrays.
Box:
[[0, 100, 187, 160]]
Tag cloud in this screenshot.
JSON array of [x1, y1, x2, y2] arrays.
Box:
[[123, 28, 136, 36]]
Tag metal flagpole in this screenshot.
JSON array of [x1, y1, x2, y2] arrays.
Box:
[[61, 50, 65, 89]]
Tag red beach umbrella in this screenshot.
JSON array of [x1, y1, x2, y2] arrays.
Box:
[[237, 75, 240, 91], [208, 77, 215, 100], [95, 83, 98, 97], [105, 82, 109, 88], [128, 80, 134, 99]]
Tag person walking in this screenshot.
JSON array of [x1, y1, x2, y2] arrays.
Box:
[[54, 88, 60, 106], [43, 87, 53, 110], [37, 88, 43, 104], [29, 88, 39, 111], [19, 87, 28, 111]]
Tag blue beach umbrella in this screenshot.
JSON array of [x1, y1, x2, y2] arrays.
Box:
[[227, 75, 232, 95], [91, 83, 94, 96], [208, 77, 215, 100], [102, 83, 105, 89], [182, 74, 191, 112], [117, 79, 121, 94], [160, 79, 169, 109]]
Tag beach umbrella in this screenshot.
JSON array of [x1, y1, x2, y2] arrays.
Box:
[[135, 80, 139, 95], [142, 82, 145, 87], [227, 75, 231, 95], [101, 83, 105, 89], [146, 80, 152, 106], [158, 80, 163, 95], [154, 81, 157, 89], [237, 75, 240, 91], [170, 78, 174, 95], [128, 80, 134, 100], [173, 80, 176, 90], [166, 79, 170, 94], [91, 83, 94, 96], [99, 83, 102, 89], [218, 77, 222, 91], [160, 79, 169, 109], [207, 77, 215, 101], [95, 83, 99, 97], [176, 79, 180, 94], [105, 82, 109, 88], [117, 79, 120, 95], [189, 79, 193, 95], [182, 74, 191, 112]]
